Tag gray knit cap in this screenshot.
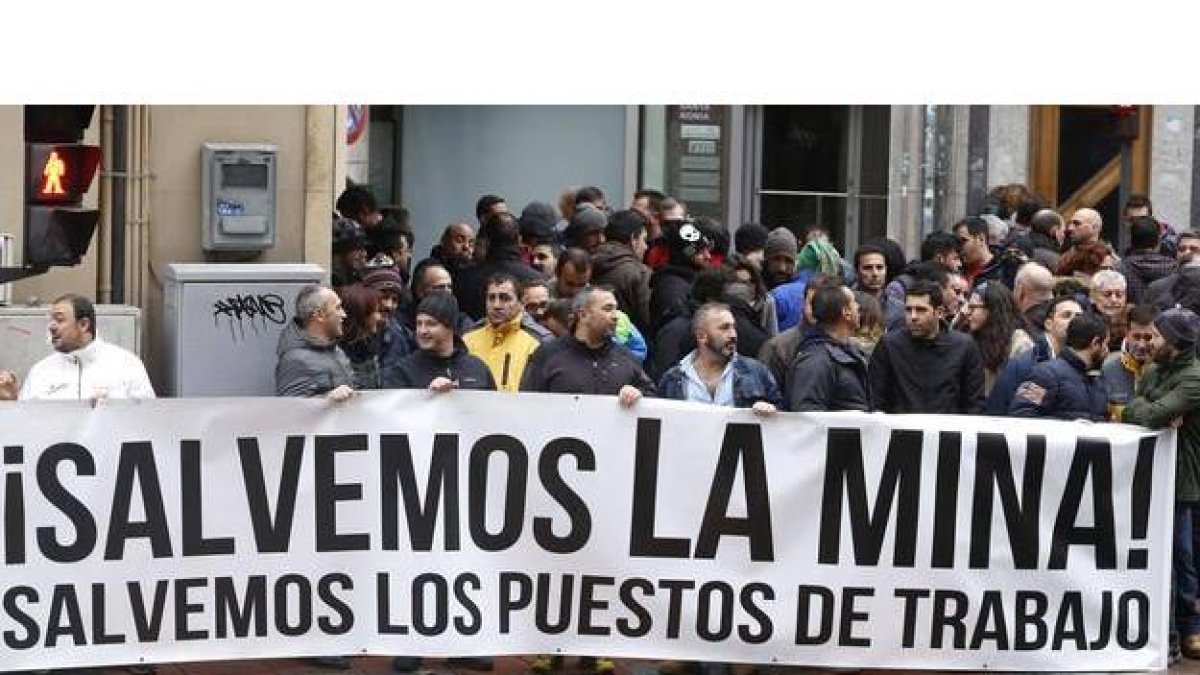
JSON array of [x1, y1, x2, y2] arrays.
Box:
[[764, 227, 798, 260]]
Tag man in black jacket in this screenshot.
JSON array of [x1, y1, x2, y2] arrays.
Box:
[[456, 212, 543, 321], [1009, 312, 1109, 421], [789, 284, 870, 412], [384, 292, 495, 391], [1147, 231, 1200, 309], [758, 273, 843, 394], [592, 209, 652, 334], [868, 280, 985, 414], [1119, 216, 1178, 305], [649, 219, 713, 335], [521, 286, 654, 403]]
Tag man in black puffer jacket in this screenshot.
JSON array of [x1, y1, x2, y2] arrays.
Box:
[[384, 292, 495, 391], [1009, 312, 1109, 421], [789, 284, 870, 412], [521, 287, 654, 400]]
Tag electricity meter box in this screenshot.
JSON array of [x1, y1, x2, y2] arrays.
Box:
[[201, 143, 277, 251], [162, 263, 325, 397]]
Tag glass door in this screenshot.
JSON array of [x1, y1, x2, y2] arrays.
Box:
[[753, 105, 890, 254]]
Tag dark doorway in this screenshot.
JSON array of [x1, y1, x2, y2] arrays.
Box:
[[1057, 106, 1122, 243]]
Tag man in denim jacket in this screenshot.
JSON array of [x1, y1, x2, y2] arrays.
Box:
[[658, 302, 782, 414]]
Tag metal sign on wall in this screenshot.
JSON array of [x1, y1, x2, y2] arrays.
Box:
[[668, 105, 728, 222]]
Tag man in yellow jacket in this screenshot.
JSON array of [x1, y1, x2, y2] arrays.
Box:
[[464, 273, 552, 391]]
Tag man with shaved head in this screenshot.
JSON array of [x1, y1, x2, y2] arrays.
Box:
[[1012, 262, 1055, 340], [1067, 208, 1103, 247], [1058, 207, 1115, 277]]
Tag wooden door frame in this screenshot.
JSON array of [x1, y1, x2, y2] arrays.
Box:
[[1028, 105, 1152, 212]]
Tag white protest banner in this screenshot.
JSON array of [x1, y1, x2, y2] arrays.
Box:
[[0, 391, 1174, 671]]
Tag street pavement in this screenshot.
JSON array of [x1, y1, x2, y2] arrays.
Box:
[[24, 657, 1200, 674]]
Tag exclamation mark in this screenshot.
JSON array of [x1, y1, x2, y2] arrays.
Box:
[[1127, 436, 1156, 569]]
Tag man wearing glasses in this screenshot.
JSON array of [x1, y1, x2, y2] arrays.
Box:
[[405, 261, 474, 335]]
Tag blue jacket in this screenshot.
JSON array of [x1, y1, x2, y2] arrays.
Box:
[[658, 353, 783, 409], [985, 334, 1053, 415], [770, 269, 815, 332], [1008, 350, 1108, 422]]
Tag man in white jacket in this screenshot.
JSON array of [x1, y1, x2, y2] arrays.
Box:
[[18, 293, 155, 400]]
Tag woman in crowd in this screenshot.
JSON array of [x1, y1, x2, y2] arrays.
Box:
[[962, 281, 1034, 395], [337, 283, 386, 390]]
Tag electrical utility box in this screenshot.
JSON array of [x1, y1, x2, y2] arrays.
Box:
[[201, 143, 278, 251], [0, 304, 142, 385], [162, 263, 325, 397]]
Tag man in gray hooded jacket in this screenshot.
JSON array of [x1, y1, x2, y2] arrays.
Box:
[[275, 284, 354, 400], [275, 283, 354, 668]]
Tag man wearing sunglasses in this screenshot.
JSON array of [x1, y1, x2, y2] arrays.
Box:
[[953, 216, 1004, 288]]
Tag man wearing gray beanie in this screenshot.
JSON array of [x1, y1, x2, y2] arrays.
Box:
[[1124, 306, 1200, 662], [763, 227, 799, 289]]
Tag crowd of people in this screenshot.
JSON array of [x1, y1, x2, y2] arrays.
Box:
[[300, 181, 1200, 669], [4, 179, 1200, 672]]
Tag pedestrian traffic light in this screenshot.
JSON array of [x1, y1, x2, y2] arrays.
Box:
[[23, 105, 101, 267]]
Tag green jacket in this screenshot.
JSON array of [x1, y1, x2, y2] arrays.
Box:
[[1122, 354, 1200, 502]]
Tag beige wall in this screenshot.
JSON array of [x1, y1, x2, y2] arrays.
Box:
[[150, 105, 311, 268], [141, 105, 325, 384]]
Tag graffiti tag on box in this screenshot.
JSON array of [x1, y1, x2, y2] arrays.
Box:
[[212, 293, 286, 341]]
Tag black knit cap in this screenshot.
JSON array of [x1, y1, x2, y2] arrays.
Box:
[[605, 209, 647, 244], [417, 291, 460, 331], [519, 201, 558, 242]]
